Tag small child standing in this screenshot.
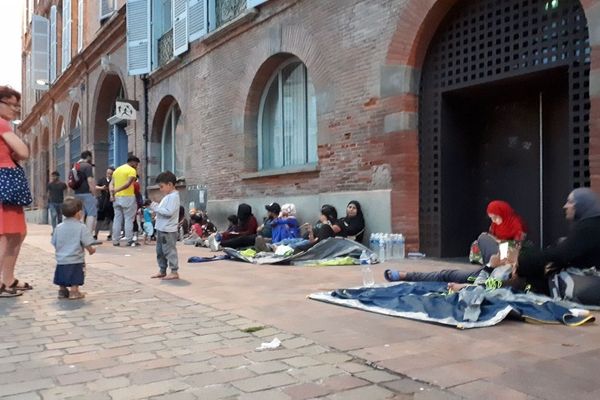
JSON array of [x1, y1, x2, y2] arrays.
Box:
[[150, 171, 181, 280], [52, 197, 96, 300], [142, 199, 154, 245]]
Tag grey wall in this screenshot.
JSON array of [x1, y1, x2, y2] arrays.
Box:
[[205, 189, 392, 244]]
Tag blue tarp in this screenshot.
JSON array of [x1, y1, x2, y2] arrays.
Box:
[[309, 282, 595, 329]]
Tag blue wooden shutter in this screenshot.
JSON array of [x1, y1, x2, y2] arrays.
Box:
[[247, 0, 269, 8], [31, 15, 50, 90], [126, 0, 151, 75], [50, 6, 57, 82], [173, 0, 188, 56], [188, 0, 207, 41]]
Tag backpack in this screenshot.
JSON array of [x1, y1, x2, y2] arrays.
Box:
[[67, 162, 83, 190]]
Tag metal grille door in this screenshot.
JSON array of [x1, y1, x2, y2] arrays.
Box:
[[419, 0, 590, 256]]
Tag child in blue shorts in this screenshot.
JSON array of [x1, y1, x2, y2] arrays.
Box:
[[142, 199, 155, 245], [52, 197, 96, 299]]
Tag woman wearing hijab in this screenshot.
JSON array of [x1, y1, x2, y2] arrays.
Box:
[[338, 200, 365, 243], [515, 189, 600, 303], [384, 200, 526, 283], [469, 200, 527, 265], [209, 203, 258, 250]]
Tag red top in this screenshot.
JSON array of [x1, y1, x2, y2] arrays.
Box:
[[0, 119, 17, 168], [487, 200, 527, 241], [191, 223, 203, 237]]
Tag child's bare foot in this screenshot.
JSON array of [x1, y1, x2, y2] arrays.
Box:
[[447, 282, 468, 292], [68, 291, 85, 300], [161, 272, 179, 280], [151, 272, 166, 279]]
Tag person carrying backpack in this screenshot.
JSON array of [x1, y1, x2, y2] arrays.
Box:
[[70, 151, 98, 236]]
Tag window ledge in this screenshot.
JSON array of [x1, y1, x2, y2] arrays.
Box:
[[147, 178, 187, 191], [241, 164, 320, 180], [202, 8, 259, 44]]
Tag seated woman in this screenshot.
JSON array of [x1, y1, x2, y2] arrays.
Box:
[[515, 188, 600, 305], [292, 204, 341, 253], [470, 200, 527, 265], [337, 200, 365, 243], [271, 203, 300, 244], [208, 203, 258, 251], [385, 199, 526, 283]]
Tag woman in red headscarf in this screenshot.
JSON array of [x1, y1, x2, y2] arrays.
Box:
[[469, 200, 527, 265]]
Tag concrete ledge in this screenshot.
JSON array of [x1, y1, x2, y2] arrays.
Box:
[[241, 164, 320, 180]]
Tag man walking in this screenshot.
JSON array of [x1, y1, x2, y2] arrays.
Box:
[[110, 156, 141, 247], [73, 150, 98, 234], [47, 171, 67, 232]]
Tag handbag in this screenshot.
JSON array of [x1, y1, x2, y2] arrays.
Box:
[[0, 163, 33, 206]]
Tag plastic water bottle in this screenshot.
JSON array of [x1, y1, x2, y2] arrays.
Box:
[[369, 233, 379, 254], [398, 234, 405, 259], [378, 236, 386, 263], [385, 234, 393, 261], [360, 250, 374, 287]]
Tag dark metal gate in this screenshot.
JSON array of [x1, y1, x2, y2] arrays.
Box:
[[419, 0, 590, 257]]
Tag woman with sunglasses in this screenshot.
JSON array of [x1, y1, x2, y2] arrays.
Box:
[[0, 86, 31, 297]]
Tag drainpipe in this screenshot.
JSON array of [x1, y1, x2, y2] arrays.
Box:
[[142, 74, 149, 197]]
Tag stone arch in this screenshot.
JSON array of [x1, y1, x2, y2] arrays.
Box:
[[410, 0, 593, 257], [90, 72, 127, 175], [149, 95, 183, 180], [235, 25, 333, 171]]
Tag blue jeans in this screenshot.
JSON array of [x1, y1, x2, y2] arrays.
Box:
[[48, 202, 63, 230]]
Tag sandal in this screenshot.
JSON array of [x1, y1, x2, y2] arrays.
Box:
[[0, 284, 23, 298], [9, 279, 33, 291], [384, 269, 403, 282], [58, 288, 69, 299], [151, 273, 167, 279]]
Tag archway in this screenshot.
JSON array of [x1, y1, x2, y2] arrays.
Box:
[[419, 0, 591, 257], [92, 73, 126, 174]]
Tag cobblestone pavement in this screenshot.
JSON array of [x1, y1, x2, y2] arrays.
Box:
[[0, 244, 460, 400]]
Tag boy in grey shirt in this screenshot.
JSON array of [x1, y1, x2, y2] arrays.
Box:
[[150, 171, 181, 280], [52, 197, 96, 299]]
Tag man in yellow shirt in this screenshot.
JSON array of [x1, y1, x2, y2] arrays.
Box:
[[109, 156, 141, 246]]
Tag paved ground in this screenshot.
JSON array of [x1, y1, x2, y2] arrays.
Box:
[[3, 224, 600, 399]]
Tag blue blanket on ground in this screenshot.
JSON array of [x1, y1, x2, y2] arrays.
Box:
[[309, 282, 595, 329]]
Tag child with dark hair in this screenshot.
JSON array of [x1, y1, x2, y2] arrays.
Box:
[[226, 214, 239, 233], [52, 197, 96, 299], [142, 199, 154, 245], [150, 171, 181, 280]]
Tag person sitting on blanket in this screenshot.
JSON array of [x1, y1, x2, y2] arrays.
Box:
[[271, 203, 300, 243], [253, 203, 280, 251], [512, 188, 600, 305], [183, 214, 204, 245], [208, 204, 258, 251], [469, 200, 527, 265], [267, 204, 341, 254], [385, 245, 518, 289], [337, 200, 365, 243]]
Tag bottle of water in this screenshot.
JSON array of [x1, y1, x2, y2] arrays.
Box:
[[369, 233, 379, 254], [398, 234, 405, 259], [385, 234, 393, 261], [378, 236, 386, 263], [360, 250, 375, 287]]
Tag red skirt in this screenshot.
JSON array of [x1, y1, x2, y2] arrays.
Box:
[[0, 204, 26, 234]]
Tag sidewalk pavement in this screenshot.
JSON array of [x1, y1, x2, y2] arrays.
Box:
[[1, 223, 600, 399]]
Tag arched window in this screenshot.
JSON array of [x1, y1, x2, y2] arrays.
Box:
[[161, 104, 183, 177], [258, 59, 317, 170]]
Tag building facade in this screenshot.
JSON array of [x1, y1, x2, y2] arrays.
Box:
[[20, 0, 600, 257]]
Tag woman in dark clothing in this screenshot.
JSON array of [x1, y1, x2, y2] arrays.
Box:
[[516, 188, 600, 303], [211, 203, 258, 250], [94, 167, 114, 240], [294, 204, 341, 253], [338, 200, 365, 243]]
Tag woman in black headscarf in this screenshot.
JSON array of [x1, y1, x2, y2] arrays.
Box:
[[516, 188, 600, 303], [338, 200, 365, 243], [212, 203, 259, 250]]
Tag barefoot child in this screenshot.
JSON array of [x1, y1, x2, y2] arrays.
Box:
[[52, 197, 96, 299], [150, 171, 181, 280]]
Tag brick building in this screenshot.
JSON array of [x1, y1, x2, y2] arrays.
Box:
[[19, 0, 600, 257]]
